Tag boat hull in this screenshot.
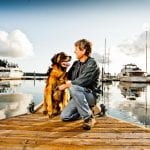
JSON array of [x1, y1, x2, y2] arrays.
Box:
[[120, 76, 147, 83]]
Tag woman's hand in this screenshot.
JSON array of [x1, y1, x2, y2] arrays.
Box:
[[57, 80, 72, 91], [57, 84, 67, 91]]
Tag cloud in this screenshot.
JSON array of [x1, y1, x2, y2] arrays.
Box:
[[118, 31, 150, 56], [0, 29, 33, 58]]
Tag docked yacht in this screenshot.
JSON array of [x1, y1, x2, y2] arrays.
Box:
[[0, 67, 23, 79], [118, 64, 147, 83]]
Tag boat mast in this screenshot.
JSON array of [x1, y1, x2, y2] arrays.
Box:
[[145, 30, 148, 73], [104, 38, 106, 73], [108, 48, 110, 75]]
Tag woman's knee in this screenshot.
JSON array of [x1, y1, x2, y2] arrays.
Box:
[[60, 107, 71, 121], [60, 110, 70, 121], [60, 111, 71, 121], [69, 85, 84, 95]]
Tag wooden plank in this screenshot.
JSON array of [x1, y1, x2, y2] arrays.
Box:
[[0, 121, 140, 128], [0, 124, 148, 133], [0, 137, 150, 146], [0, 130, 150, 139], [0, 144, 150, 150], [1, 115, 146, 130]]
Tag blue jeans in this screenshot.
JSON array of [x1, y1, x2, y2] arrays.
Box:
[[60, 85, 96, 121]]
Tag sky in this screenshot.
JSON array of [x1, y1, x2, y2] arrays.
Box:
[[0, 0, 150, 75]]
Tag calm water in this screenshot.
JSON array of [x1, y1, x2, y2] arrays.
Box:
[[0, 80, 45, 120], [100, 81, 150, 128], [0, 80, 150, 128]]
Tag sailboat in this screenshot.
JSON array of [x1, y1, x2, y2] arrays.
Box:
[[102, 39, 112, 83]]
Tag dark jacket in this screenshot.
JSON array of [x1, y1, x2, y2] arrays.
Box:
[[68, 57, 101, 98]]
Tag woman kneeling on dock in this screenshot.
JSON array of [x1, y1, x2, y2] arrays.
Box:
[[57, 39, 101, 130]]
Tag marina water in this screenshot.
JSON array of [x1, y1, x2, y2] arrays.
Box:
[[0, 80, 149, 128]]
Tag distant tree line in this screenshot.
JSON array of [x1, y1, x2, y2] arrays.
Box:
[[24, 72, 47, 76], [0, 59, 18, 68]]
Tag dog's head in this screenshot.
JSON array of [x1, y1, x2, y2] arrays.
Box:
[[51, 52, 71, 68]]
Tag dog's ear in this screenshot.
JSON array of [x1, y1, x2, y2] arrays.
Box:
[[51, 53, 59, 64], [56, 55, 61, 63]]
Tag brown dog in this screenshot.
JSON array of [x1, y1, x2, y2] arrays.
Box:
[[42, 52, 71, 118]]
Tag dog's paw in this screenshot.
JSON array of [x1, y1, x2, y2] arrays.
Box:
[[48, 114, 55, 119], [43, 111, 48, 115], [48, 115, 52, 119]]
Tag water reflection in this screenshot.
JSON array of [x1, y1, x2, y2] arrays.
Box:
[[117, 82, 149, 127], [0, 80, 33, 120], [0, 80, 22, 94], [101, 81, 150, 128], [118, 82, 146, 100]]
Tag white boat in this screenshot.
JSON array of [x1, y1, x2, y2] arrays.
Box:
[[118, 64, 147, 83], [0, 67, 23, 79], [146, 74, 150, 83]]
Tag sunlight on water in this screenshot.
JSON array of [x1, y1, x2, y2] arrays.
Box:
[[0, 80, 45, 120]]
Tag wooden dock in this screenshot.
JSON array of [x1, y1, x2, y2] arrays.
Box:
[[0, 108, 150, 150]]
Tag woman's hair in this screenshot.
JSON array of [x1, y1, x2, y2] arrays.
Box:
[[74, 39, 92, 56]]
